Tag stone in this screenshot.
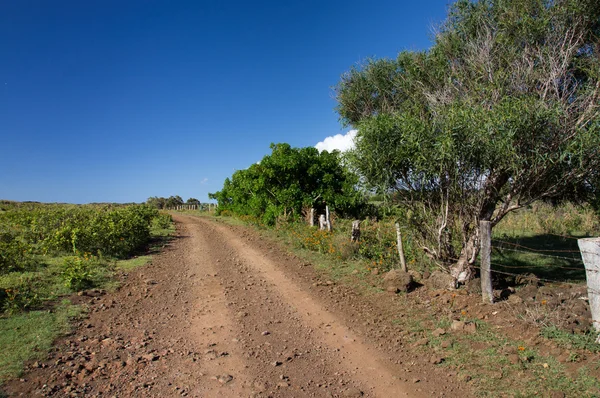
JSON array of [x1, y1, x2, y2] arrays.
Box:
[[515, 273, 540, 286], [341, 387, 364, 397], [408, 270, 422, 282], [451, 320, 465, 331], [432, 328, 446, 337], [429, 356, 444, 365], [463, 322, 477, 333], [508, 354, 520, 364], [465, 278, 482, 294], [427, 271, 455, 290], [217, 374, 233, 384], [382, 270, 413, 293], [515, 285, 538, 301]]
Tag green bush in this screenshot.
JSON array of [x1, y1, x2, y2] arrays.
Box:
[[0, 204, 159, 265], [2, 277, 40, 314], [60, 255, 102, 291], [151, 212, 172, 230]]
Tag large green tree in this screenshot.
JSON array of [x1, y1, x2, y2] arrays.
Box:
[[210, 143, 365, 224], [336, 0, 600, 284]]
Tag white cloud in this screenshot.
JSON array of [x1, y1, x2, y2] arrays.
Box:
[[315, 130, 357, 153], [200, 178, 208, 184]]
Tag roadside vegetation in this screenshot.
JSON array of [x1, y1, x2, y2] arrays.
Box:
[[0, 201, 174, 383], [206, 1, 600, 395]]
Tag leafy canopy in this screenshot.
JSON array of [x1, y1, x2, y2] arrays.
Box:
[[336, 0, 600, 280], [210, 143, 365, 225]]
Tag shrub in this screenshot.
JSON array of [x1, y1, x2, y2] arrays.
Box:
[[2, 277, 40, 314], [60, 254, 103, 291], [152, 212, 172, 230]]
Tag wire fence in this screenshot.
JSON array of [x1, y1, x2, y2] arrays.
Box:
[[488, 236, 600, 277]]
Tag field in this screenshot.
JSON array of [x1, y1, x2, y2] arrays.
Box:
[[0, 202, 174, 382]]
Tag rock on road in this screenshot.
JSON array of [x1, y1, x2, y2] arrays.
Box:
[[3, 215, 466, 397]]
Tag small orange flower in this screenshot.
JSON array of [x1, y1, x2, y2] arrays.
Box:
[[518, 346, 525, 351]]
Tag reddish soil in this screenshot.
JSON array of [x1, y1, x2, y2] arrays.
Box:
[[2, 215, 473, 397]]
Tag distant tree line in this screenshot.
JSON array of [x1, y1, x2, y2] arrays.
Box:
[[146, 196, 201, 209]]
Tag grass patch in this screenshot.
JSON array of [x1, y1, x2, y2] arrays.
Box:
[[541, 326, 600, 353], [0, 301, 82, 382], [116, 255, 152, 272]]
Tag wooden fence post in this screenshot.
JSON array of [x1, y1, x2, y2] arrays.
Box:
[[578, 237, 600, 342], [326, 206, 332, 232], [310, 208, 315, 227], [351, 220, 361, 242], [480, 220, 493, 304], [318, 215, 327, 230], [395, 223, 407, 272]]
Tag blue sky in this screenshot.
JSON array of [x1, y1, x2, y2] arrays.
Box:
[[1, 0, 450, 204]]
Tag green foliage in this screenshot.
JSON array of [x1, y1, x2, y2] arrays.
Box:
[[151, 212, 173, 231], [210, 143, 366, 225], [60, 254, 103, 291], [541, 326, 600, 353], [2, 277, 40, 315], [274, 218, 426, 272], [0, 231, 33, 273], [0, 204, 158, 270], [335, 0, 600, 279], [0, 302, 82, 382]]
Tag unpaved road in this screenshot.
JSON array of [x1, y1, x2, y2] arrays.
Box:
[[3, 215, 469, 397]]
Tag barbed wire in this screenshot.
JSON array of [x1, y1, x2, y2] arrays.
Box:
[[489, 261, 589, 272], [474, 264, 599, 294], [491, 238, 581, 253], [491, 246, 585, 262]]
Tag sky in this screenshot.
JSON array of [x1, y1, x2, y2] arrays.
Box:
[[1, 0, 451, 204]]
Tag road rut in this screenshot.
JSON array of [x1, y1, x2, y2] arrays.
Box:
[[3, 215, 460, 397]]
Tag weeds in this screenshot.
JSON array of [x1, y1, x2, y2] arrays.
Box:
[[541, 326, 600, 353]]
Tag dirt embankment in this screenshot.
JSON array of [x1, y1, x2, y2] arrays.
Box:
[[3, 215, 469, 397]]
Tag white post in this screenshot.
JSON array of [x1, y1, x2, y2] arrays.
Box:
[[578, 237, 600, 342], [395, 223, 407, 272], [318, 215, 327, 230], [351, 220, 361, 242], [480, 221, 493, 304], [326, 206, 332, 232], [310, 208, 315, 227]]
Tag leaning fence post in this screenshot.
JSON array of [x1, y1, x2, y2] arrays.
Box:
[[480, 220, 493, 304], [351, 220, 361, 242], [577, 237, 600, 342], [395, 223, 407, 272]]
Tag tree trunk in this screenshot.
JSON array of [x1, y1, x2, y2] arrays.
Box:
[[450, 232, 479, 285]]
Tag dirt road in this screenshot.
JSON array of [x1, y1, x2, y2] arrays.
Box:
[[4, 215, 468, 397]]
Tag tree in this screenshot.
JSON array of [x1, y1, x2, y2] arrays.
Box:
[[165, 196, 184, 209], [146, 196, 167, 209], [186, 198, 201, 205], [210, 143, 365, 225], [336, 0, 600, 284]]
